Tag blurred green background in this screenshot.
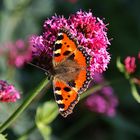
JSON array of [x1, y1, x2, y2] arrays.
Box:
[[0, 0, 140, 140]]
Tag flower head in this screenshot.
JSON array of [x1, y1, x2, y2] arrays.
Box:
[[30, 35, 53, 69], [85, 74, 118, 117], [124, 56, 136, 74], [125, 52, 140, 86], [69, 11, 111, 75], [31, 10, 110, 77], [0, 80, 20, 102], [69, 11, 110, 49], [2, 39, 32, 68]]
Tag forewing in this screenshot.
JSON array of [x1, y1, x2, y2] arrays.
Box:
[[53, 28, 78, 66]]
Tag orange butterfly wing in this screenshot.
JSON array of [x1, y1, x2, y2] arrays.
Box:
[[53, 78, 79, 117], [53, 28, 78, 66], [67, 46, 91, 94]]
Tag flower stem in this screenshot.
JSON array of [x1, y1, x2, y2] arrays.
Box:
[[0, 78, 51, 133], [130, 80, 140, 103]]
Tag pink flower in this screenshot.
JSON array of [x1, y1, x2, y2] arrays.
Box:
[[87, 47, 111, 75], [31, 10, 110, 77], [0, 80, 20, 102], [69, 11, 111, 76], [85, 86, 118, 117], [93, 72, 104, 83], [124, 56, 136, 74], [85, 74, 118, 117], [2, 39, 32, 68]]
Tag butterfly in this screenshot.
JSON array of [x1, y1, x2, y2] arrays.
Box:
[[46, 28, 92, 117]]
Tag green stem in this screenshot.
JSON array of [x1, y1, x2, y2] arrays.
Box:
[[0, 78, 51, 133]]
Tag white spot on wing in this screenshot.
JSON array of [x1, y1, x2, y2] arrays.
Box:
[[55, 40, 62, 44], [56, 100, 63, 104], [55, 90, 61, 95], [58, 33, 63, 36], [55, 49, 61, 54], [59, 108, 64, 111]]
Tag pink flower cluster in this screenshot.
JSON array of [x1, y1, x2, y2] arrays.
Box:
[[0, 80, 20, 102], [85, 73, 118, 117], [1, 39, 32, 68], [31, 10, 110, 77]]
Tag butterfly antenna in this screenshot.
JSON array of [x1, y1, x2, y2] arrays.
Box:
[[28, 62, 48, 72]]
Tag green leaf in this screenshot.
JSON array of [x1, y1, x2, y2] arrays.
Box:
[[35, 101, 58, 140], [35, 101, 58, 125], [0, 134, 7, 140], [37, 125, 51, 140], [130, 80, 140, 103], [18, 135, 28, 140]]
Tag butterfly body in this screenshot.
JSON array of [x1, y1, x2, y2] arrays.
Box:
[[53, 57, 82, 81], [49, 28, 92, 117]]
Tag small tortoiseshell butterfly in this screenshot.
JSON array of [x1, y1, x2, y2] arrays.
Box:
[[49, 28, 92, 117]]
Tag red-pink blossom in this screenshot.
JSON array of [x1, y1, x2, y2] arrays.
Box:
[[124, 56, 136, 74], [0, 80, 20, 102], [31, 10, 111, 77]]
